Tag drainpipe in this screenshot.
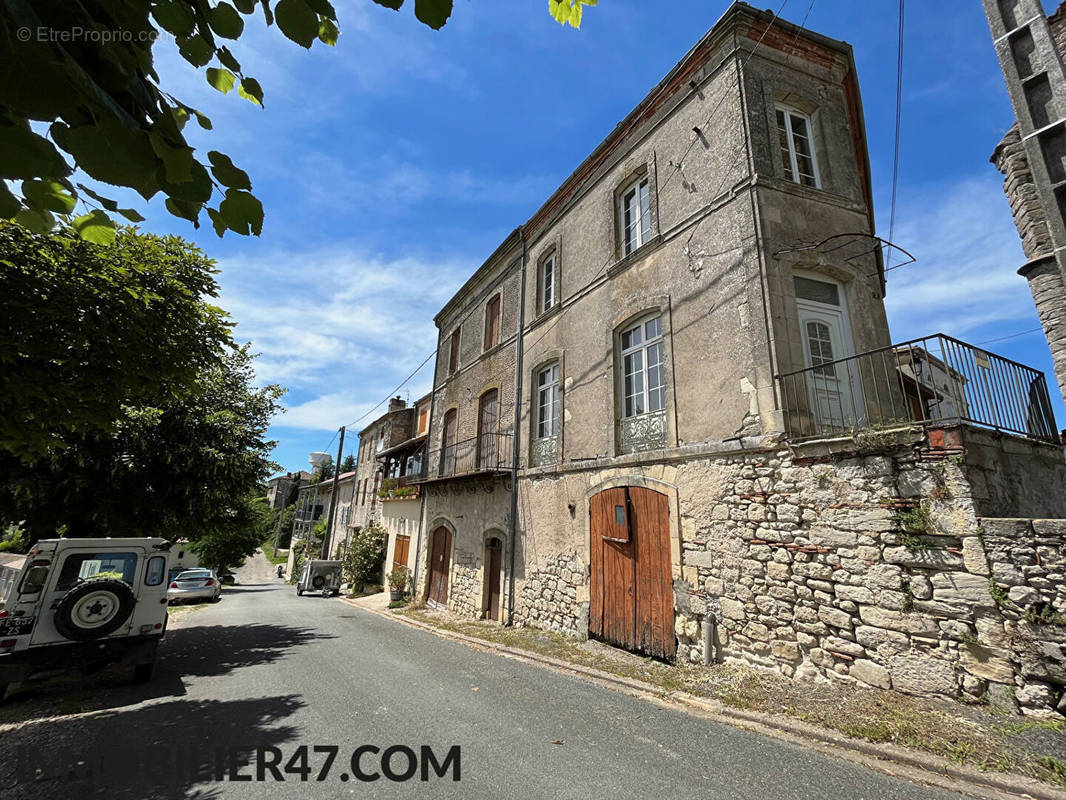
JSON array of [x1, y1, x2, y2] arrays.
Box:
[[506, 227, 528, 626]]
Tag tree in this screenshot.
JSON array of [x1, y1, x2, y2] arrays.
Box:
[[0, 341, 284, 543], [339, 454, 356, 474], [191, 493, 272, 571], [0, 222, 232, 463], [310, 459, 333, 483], [0, 1, 596, 242]]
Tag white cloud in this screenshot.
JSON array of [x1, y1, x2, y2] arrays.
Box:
[[216, 244, 470, 431], [883, 174, 1035, 341]]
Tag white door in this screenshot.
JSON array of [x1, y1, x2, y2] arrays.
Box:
[[797, 304, 860, 430]]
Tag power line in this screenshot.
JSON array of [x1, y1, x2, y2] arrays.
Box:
[[886, 0, 905, 269], [345, 350, 436, 430], [975, 327, 1042, 345]]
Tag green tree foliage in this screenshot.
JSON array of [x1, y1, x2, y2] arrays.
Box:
[[0, 223, 232, 463], [339, 454, 356, 474], [310, 459, 334, 483], [0, 1, 593, 241], [1, 344, 282, 544], [191, 493, 272, 571], [341, 523, 386, 590]]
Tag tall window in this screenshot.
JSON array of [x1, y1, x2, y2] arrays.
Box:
[[536, 364, 560, 440], [619, 174, 651, 256], [440, 409, 458, 476], [448, 328, 461, 374], [539, 252, 557, 314], [417, 406, 429, 435], [620, 315, 665, 419], [477, 389, 499, 471], [484, 294, 501, 351], [776, 107, 820, 188]]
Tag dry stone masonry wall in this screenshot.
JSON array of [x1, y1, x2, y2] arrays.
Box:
[[514, 552, 585, 635], [673, 440, 1066, 716]]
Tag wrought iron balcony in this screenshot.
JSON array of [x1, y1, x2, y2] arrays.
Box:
[[776, 333, 1058, 444], [416, 432, 514, 481]]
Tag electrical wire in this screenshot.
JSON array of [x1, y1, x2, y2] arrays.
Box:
[[975, 327, 1043, 345], [886, 0, 905, 270]]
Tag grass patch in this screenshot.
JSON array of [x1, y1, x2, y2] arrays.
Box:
[[261, 540, 288, 565], [398, 606, 1066, 790]]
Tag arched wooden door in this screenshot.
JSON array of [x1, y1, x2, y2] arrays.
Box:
[[589, 487, 675, 659], [426, 526, 452, 608]]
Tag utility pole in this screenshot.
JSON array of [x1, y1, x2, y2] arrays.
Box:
[[321, 427, 345, 559]]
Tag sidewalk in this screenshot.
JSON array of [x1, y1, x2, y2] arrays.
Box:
[[351, 601, 1066, 800], [342, 589, 390, 612]]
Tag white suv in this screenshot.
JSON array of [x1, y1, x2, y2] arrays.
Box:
[[0, 538, 172, 700]]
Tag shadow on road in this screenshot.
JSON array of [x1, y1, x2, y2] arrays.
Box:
[[0, 694, 305, 800], [0, 623, 332, 724]]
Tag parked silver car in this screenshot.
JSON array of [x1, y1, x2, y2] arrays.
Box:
[[167, 569, 221, 605]]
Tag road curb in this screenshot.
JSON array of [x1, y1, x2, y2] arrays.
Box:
[[344, 598, 1066, 800]]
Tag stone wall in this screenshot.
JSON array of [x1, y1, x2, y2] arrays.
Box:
[[958, 426, 1066, 518], [670, 437, 1066, 715], [982, 518, 1066, 714], [514, 552, 585, 635], [447, 550, 482, 619]]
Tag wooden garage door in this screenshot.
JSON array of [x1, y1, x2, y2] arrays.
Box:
[[426, 526, 451, 608], [589, 487, 674, 659]]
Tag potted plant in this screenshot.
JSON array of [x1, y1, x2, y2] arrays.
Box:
[[388, 566, 409, 601]]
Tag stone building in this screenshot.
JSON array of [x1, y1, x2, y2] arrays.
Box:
[[265, 470, 311, 510], [375, 394, 431, 582], [985, 0, 1066, 403], [409, 2, 1066, 715], [350, 397, 416, 535]]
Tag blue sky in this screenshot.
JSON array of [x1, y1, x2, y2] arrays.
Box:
[[129, 0, 1064, 473]]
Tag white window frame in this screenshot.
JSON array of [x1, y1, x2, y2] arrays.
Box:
[[535, 363, 560, 440], [618, 174, 651, 256], [619, 314, 666, 419], [539, 251, 557, 314], [776, 106, 821, 189]]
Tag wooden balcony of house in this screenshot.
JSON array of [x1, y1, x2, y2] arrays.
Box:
[[776, 333, 1059, 445]]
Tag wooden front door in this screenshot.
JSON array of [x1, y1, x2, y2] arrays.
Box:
[[483, 537, 503, 621], [589, 487, 675, 659], [427, 526, 452, 608]]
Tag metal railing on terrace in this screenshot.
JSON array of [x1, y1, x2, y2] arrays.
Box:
[[416, 432, 514, 481], [776, 333, 1058, 444]]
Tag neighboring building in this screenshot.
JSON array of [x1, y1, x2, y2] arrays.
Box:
[[376, 394, 432, 581], [265, 471, 311, 510], [407, 3, 1066, 715], [286, 471, 356, 570], [985, 0, 1066, 403], [350, 397, 417, 535]]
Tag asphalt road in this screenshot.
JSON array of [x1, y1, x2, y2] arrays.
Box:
[[0, 555, 971, 800]]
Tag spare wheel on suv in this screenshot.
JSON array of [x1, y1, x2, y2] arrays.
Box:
[[54, 579, 136, 641]]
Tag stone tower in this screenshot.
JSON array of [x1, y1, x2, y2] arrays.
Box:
[[985, 0, 1066, 403]]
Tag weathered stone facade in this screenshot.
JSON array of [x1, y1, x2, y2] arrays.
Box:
[[986, 0, 1066, 402], [665, 431, 1066, 715], [514, 552, 585, 635], [408, 4, 1066, 721]]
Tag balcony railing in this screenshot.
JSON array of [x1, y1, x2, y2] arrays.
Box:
[[418, 432, 514, 481], [777, 333, 1058, 444]]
